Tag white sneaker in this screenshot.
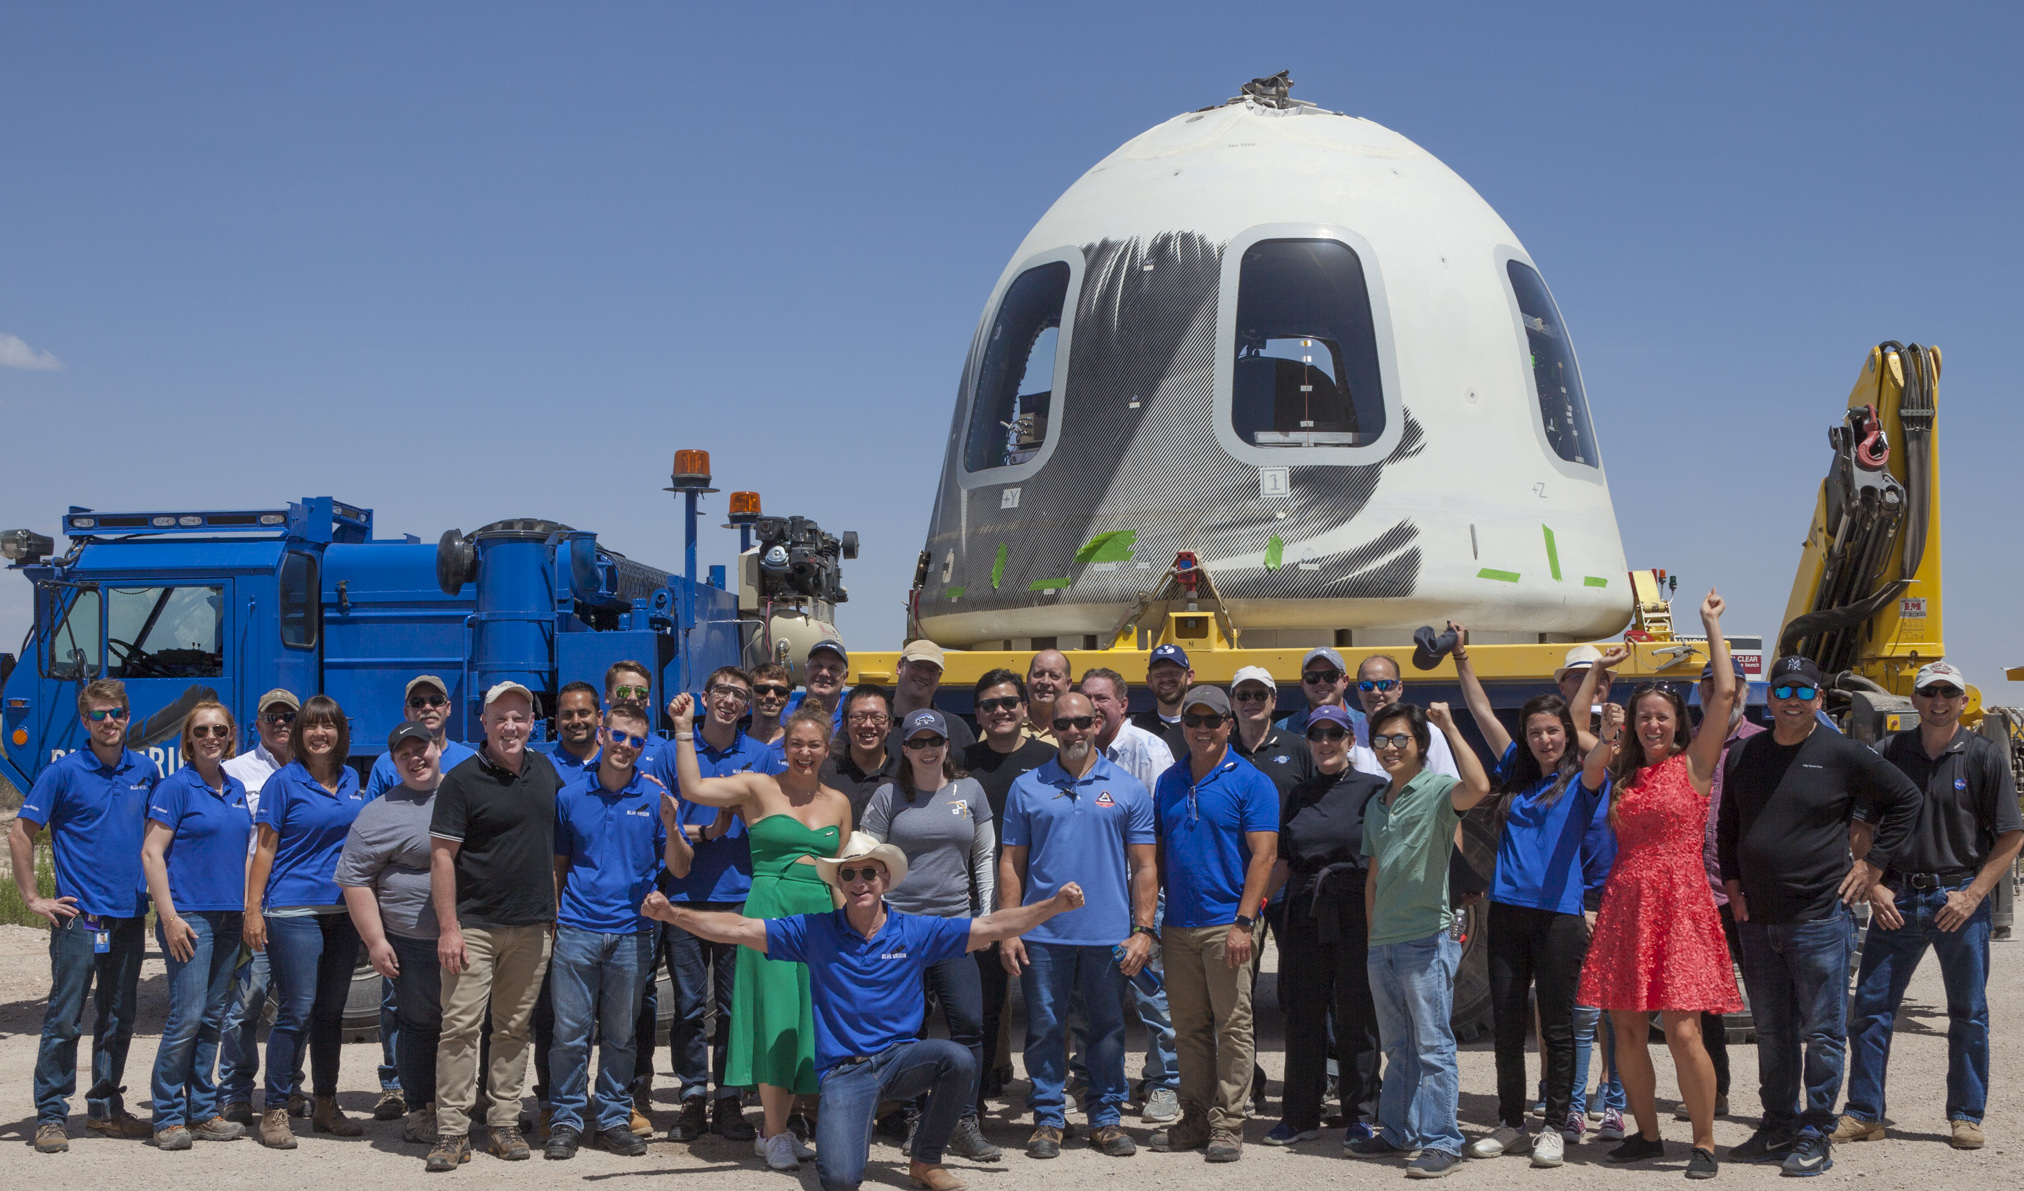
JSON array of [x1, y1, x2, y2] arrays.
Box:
[[763, 1131, 800, 1170], [788, 1131, 815, 1161], [1464, 1125, 1527, 1158], [1530, 1129, 1564, 1167]]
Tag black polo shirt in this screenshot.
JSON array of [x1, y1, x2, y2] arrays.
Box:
[[962, 736, 1058, 825], [1870, 726, 2023, 877], [1129, 708, 1188, 761], [821, 747, 903, 828], [1233, 721, 1316, 815], [430, 744, 562, 929]]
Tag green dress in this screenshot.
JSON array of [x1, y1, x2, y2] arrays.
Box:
[[726, 815, 840, 1094]]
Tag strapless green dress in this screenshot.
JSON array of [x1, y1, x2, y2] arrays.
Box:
[[726, 814, 840, 1094]]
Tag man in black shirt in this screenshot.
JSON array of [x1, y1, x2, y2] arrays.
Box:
[[1130, 643, 1193, 760], [821, 685, 900, 826], [961, 669, 1055, 1106], [1229, 666, 1313, 813], [426, 682, 564, 1169], [1837, 661, 2023, 1151], [1716, 656, 1921, 1173]]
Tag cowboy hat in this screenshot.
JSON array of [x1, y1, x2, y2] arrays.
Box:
[[1553, 645, 1604, 683], [813, 830, 909, 892]]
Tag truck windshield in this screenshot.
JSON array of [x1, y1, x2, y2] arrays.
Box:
[[103, 585, 225, 678]]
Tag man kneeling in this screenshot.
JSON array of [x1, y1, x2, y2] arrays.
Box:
[[644, 832, 1083, 1191]]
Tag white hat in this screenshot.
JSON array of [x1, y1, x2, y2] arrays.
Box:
[[1232, 665, 1276, 691], [1554, 645, 1604, 683], [484, 681, 536, 707], [813, 830, 909, 891], [1913, 661, 1968, 692]]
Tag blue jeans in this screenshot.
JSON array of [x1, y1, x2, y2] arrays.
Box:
[[1021, 942, 1127, 1127], [34, 913, 146, 1125], [548, 925, 656, 1133], [378, 975, 401, 1093], [1738, 908, 1856, 1132], [665, 901, 743, 1101], [1070, 892, 1176, 1094], [1570, 1003, 1625, 1115], [263, 912, 361, 1099], [217, 948, 294, 1105], [816, 1039, 973, 1191], [1844, 878, 1993, 1124], [150, 912, 243, 1127], [1368, 932, 1464, 1156], [388, 933, 442, 1107]]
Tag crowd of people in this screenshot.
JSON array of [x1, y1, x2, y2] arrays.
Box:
[[10, 603, 2018, 1186]]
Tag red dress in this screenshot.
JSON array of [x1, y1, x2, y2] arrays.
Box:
[[1578, 753, 1742, 1013]]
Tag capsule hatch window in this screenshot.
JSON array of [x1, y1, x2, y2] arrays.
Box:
[[1232, 239, 1385, 449], [1506, 260, 1598, 468], [963, 260, 1073, 475]]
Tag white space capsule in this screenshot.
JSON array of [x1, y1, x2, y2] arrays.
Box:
[[917, 76, 1630, 649]]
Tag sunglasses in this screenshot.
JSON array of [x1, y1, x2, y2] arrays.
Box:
[[836, 866, 885, 884], [752, 683, 793, 699], [846, 712, 890, 727], [1771, 685, 1819, 701], [1233, 688, 1274, 703], [1357, 679, 1399, 693], [188, 724, 232, 740], [1306, 726, 1347, 742], [978, 696, 1024, 713], [1182, 713, 1227, 729], [611, 683, 651, 702], [708, 685, 752, 704], [606, 728, 650, 749], [84, 707, 131, 722], [262, 709, 297, 725], [1302, 669, 1342, 685], [903, 735, 947, 750], [1370, 732, 1416, 749], [1051, 715, 1095, 732], [407, 694, 448, 710], [1918, 685, 1963, 699]]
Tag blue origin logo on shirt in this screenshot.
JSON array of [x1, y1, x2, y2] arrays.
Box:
[[881, 949, 909, 960], [627, 807, 653, 817]]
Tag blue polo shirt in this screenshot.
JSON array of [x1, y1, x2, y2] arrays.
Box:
[[1000, 755, 1154, 947], [1487, 742, 1610, 917], [19, 747, 161, 919], [1153, 749, 1281, 928], [147, 767, 255, 913], [555, 767, 670, 933], [647, 729, 767, 903], [545, 741, 601, 787], [256, 760, 370, 908], [766, 907, 973, 1077], [365, 738, 475, 800]]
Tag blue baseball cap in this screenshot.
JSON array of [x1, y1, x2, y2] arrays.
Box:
[[900, 709, 948, 742], [1698, 656, 1747, 681], [1304, 705, 1355, 733], [1149, 643, 1191, 670]]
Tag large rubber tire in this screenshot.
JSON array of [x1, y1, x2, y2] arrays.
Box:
[[1451, 805, 1499, 1041]]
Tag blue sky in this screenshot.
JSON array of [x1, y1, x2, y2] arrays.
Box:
[[3, 3, 2020, 700]]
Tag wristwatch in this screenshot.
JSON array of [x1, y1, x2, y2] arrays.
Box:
[[1131, 924, 1158, 939], [1233, 913, 1256, 929]]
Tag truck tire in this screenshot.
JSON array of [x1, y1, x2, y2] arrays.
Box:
[[1451, 805, 1498, 1041]]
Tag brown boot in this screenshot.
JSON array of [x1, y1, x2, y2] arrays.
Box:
[[909, 1160, 968, 1191], [1205, 1127, 1243, 1163], [86, 1108, 152, 1139], [312, 1094, 364, 1136], [260, 1107, 298, 1149], [1150, 1108, 1210, 1153]]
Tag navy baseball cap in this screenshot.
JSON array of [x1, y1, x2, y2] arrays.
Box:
[[900, 709, 948, 741], [1305, 705, 1355, 733], [1767, 655, 1824, 692], [808, 638, 849, 664], [1149, 643, 1191, 670], [1698, 656, 1748, 681]]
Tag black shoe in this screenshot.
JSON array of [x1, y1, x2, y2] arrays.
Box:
[[221, 1101, 253, 1126], [1780, 1132, 1833, 1177], [788, 1112, 816, 1143], [877, 1109, 912, 1143], [669, 1097, 710, 1142], [597, 1125, 648, 1156], [544, 1125, 581, 1160], [711, 1097, 756, 1141], [1607, 1134, 1666, 1163], [1729, 1123, 1796, 1163], [946, 1116, 1003, 1162], [1686, 1146, 1719, 1179]]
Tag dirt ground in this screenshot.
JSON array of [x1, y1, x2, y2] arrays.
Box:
[[1, 922, 2013, 1188]]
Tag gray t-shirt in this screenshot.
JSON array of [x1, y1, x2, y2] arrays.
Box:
[[861, 776, 996, 919], [334, 784, 440, 939]]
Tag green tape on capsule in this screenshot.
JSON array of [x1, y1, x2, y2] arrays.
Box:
[[990, 543, 1007, 590], [1477, 568, 1520, 583], [1264, 534, 1284, 570], [1542, 525, 1562, 581], [1028, 577, 1071, 591], [1073, 530, 1137, 564], [1583, 576, 1608, 588]]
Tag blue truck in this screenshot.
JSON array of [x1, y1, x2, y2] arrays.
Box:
[[1, 495, 744, 792]]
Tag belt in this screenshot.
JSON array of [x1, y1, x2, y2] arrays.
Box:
[[1893, 868, 1976, 889]]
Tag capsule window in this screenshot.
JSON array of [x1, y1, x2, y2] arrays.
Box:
[[1507, 261, 1598, 467], [964, 261, 1071, 473], [1231, 239, 1385, 448]]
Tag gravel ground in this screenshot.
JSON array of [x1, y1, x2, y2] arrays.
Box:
[[1, 922, 2013, 1187]]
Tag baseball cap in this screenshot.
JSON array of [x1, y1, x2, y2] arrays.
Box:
[[386, 722, 435, 753], [808, 637, 849, 665], [1411, 625, 1459, 672], [1913, 661, 1968, 692], [1698, 656, 1748, 681], [1180, 686, 1232, 716], [1766, 656, 1824, 693], [1301, 646, 1346, 675], [1231, 665, 1276, 691], [900, 709, 949, 741], [1554, 645, 1603, 682], [898, 639, 946, 669], [256, 688, 300, 712], [484, 680, 536, 707], [1149, 643, 1191, 670], [405, 675, 449, 701], [1305, 705, 1355, 733]]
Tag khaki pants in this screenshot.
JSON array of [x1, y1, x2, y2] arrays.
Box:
[[435, 924, 552, 1135], [1162, 921, 1262, 1130]]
